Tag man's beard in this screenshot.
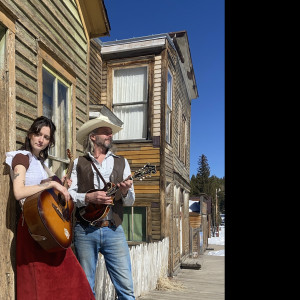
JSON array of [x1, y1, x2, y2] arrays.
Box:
[[94, 136, 112, 150]]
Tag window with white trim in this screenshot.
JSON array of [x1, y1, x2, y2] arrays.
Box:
[[166, 70, 173, 144], [112, 66, 148, 140], [42, 65, 72, 177], [123, 206, 147, 242]]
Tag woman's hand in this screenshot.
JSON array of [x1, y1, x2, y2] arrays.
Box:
[[52, 181, 71, 202]]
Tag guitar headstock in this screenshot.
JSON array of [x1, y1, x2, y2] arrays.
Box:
[[133, 163, 157, 181], [66, 149, 73, 161]]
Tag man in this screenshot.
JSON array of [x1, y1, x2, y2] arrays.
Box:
[[68, 114, 135, 299]]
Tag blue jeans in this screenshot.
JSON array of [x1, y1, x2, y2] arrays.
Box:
[[74, 223, 135, 300]]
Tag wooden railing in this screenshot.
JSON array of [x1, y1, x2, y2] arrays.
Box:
[[94, 238, 169, 300]]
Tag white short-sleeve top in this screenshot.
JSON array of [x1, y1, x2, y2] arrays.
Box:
[[5, 150, 49, 205]]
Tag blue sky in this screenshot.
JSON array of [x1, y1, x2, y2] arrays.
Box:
[[100, 0, 225, 179]]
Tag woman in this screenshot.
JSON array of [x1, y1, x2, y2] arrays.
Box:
[[5, 116, 95, 300]]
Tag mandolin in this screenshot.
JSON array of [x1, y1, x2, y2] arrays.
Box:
[[78, 163, 157, 224], [23, 149, 75, 252]]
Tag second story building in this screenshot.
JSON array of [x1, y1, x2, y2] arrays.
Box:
[[88, 31, 198, 275]]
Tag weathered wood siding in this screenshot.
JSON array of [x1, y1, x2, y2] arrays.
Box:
[[89, 39, 102, 105], [0, 7, 16, 297], [97, 36, 193, 276], [2, 0, 89, 150], [0, 0, 91, 297], [162, 41, 191, 274], [99, 53, 163, 243], [114, 142, 161, 242]]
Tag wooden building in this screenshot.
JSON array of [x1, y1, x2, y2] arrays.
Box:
[[189, 194, 211, 256], [89, 32, 198, 275], [0, 0, 110, 297], [0, 1, 199, 297]]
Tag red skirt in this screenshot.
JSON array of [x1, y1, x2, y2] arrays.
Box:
[[17, 215, 95, 300]]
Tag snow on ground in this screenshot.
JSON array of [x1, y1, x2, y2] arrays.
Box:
[[207, 225, 225, 256]]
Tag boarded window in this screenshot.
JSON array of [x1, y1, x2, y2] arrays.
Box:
[[123, 206, 146, 242]]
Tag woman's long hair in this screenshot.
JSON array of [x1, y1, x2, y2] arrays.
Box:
[[21, 116, 56, 162]]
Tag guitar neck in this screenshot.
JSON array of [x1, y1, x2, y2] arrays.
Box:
[[63, 149, 74, 188]]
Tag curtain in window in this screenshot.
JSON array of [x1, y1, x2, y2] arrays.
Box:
[[113, 67, 147, 140]]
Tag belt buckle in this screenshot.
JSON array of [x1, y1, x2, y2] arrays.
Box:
[[101, 221, 110, 227], [90, 220, 99, 227], [90, 220, 109, 227]]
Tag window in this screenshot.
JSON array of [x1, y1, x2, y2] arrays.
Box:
[[183, 116, 188, 165], [123, 206, 146, 242], [179, 109, 188, 165], [112, 66, 148, 140], [166, 70, 173, 144], [42, 65, 72, 177]]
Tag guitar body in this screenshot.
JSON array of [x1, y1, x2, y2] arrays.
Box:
[[23, 151, 75, 253]]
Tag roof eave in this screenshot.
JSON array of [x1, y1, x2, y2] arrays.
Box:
[[77, 0, 111, 38]]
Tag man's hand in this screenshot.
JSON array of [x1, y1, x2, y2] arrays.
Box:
[[118, 179, 133, 197], [85, 190, 113, 205]]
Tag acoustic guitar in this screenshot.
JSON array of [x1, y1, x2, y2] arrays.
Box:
[[78, 163, 157, 224], [23, 149, 75, 252]]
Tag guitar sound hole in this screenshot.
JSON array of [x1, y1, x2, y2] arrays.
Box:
[[58, 193, 66, 206]]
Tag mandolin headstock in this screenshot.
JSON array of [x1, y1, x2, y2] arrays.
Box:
[[133, 163, 157, 181]]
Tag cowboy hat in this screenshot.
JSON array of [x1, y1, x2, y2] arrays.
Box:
[[76, 114, 123, 145]]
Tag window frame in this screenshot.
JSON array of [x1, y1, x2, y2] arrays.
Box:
[[166, 69, 173, 144], [123, 206, 148, 243], [42, 65, 72, 163], [107, 57, 154, 143], [37, 44, 76, 176], [112, 64, 149, 141]]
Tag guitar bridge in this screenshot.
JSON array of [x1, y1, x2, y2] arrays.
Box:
[[52, 203, 65, 221]]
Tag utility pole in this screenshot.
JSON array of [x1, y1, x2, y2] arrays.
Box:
[[215, 188, 218, 237], [215, 188, 221, 237]]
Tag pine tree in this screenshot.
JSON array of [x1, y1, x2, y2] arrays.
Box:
[[190, 155, 225, 214], [196, 154, 210, 195], [190, 154, 225, 232], [197, 154, 210, 179]]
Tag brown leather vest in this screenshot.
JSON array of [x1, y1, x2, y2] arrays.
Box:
[[76, 154, 125, 227]]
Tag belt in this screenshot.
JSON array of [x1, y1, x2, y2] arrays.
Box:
[[76, 208, 113, 228], [89, 220, 113, 228]]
